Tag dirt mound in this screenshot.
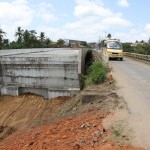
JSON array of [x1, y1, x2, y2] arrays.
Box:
[[0, 94, 70, 130], [0, 110, 142, 150]]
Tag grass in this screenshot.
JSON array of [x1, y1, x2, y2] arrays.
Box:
[[82, 49, 107, 87], [84, 61, 107, 87], [109, 120, 132, 144]]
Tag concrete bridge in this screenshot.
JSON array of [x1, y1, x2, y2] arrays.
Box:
[[0, 48, 87, 99]]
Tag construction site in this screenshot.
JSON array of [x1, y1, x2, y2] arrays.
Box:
[[0, 48, 144, 150]]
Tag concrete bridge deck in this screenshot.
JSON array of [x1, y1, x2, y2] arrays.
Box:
[[0, 48, 87, 99]]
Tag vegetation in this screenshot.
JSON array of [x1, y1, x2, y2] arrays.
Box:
[[83, 50, 107, 87], [107, 33, 112, 39], [123, 41, 150, 55], [0, 27, 67, 50]]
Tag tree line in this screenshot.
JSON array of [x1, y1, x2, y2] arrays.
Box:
[[0, 27, 66, 50], [122, 40, 150, 55]]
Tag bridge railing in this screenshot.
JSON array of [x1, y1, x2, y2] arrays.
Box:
[[124, 52, 150, 62]]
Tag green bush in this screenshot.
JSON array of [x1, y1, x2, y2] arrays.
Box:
[[123, 43, 150, 55], [122, 43, 134, 52], [84, 62, 107, 86]]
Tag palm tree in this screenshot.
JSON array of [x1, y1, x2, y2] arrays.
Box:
[[0, 28, 6, 41], [3, 39, 9, 49], [30, 30, 37, 48], [45, 38, 52, 47], [56, 39, 65, 47], [23, 30, 30, 48], [0, 28, 6, 49], [107, 33, 112, 39], [39, 32, 45, 47], [15, 27, 24, 43]]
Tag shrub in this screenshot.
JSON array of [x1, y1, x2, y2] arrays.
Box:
[[84, 62, 107, 86]]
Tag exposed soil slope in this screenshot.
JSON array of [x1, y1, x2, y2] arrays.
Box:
[[0, 82, 144, 150]]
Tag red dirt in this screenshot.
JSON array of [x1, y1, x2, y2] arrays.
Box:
[[0, 110, 143, 150]]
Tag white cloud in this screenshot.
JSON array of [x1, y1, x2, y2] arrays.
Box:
[[145, 24, 150, 31], [0, 0, 35, 40], [114, 27, 150, 43], [0, 0, 34, 27], [74, 0, 113, 18], [63, 0, 132, 42], [117, 0, 129, 7], [0, 0, 59, 41], [38, 2, 58, 23], [102, 16, 132, 27]]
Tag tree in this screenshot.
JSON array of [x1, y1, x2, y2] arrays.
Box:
[[23, 30, 30, 48], [56, 39, 65, 47], [30, 30, 38, 48], [39, 32, 45, 47], [107, 33, 111, 39], [30, 30, 37, 38], [136, 40, 138, 43], [3, 39, 9, 49], [148, 38, 150, 44], [15, 27, 24, 44], [81, 41, 88, 47], [122, 43, 134, 52], [45, 38, 52, 48], [0, 28, 6, 49]]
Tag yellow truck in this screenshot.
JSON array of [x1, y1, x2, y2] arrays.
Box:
[[103, 39, 123, 61]]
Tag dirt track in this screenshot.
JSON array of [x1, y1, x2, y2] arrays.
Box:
[[110, 57, 150, 148]]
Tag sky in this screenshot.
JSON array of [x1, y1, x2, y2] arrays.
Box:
[[0, 0, 150, 43]]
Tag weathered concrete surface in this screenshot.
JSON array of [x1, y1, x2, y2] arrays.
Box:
[[0, 48, 87, 99]]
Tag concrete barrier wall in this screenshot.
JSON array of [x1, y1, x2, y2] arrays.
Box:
[[124, 52, 150, 62], [101, 52, 109, 66], [0, 48, 87, 99], [78, 48, 88, 89], [78, 48, 88, 74], [0, 64, 2, 94]]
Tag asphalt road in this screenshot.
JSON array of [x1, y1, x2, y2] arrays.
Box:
[[110, 57, 150, 149]]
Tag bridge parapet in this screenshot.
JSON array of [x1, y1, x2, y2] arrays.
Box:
[[124, 52, 150, 63]]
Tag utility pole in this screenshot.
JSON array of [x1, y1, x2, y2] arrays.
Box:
[[99, 36, 101, 50], [104, 31, 107, 38]]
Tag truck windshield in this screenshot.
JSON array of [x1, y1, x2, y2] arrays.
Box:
[[107, 41, 122, 49]]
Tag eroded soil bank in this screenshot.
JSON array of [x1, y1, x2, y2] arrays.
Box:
[[0, 82, 144, 150]]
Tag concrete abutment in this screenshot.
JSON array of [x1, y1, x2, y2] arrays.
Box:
[[0, 48, 87, 99]]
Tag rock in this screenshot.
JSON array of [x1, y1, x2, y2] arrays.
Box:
[[80, 124, 85, 128], [93, 136, 98, 143], [66, 127, 73, 131], [73, 107, 77, 111], [86, 122, 92, 127], [73, 144, 80, 150], [0, 126, 4, 133], [94, 130, 103, 138], [103, 128, 106, 132], [62, 135, 67, 139], [80, 139, 86, 144], [28, 141, 34, 146], [93, 124, 97, 128], [80, 122, 92, 129], [101, 139, 107, 144]]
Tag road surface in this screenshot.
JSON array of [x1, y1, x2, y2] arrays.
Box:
[[110, 57, 150, 149]]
